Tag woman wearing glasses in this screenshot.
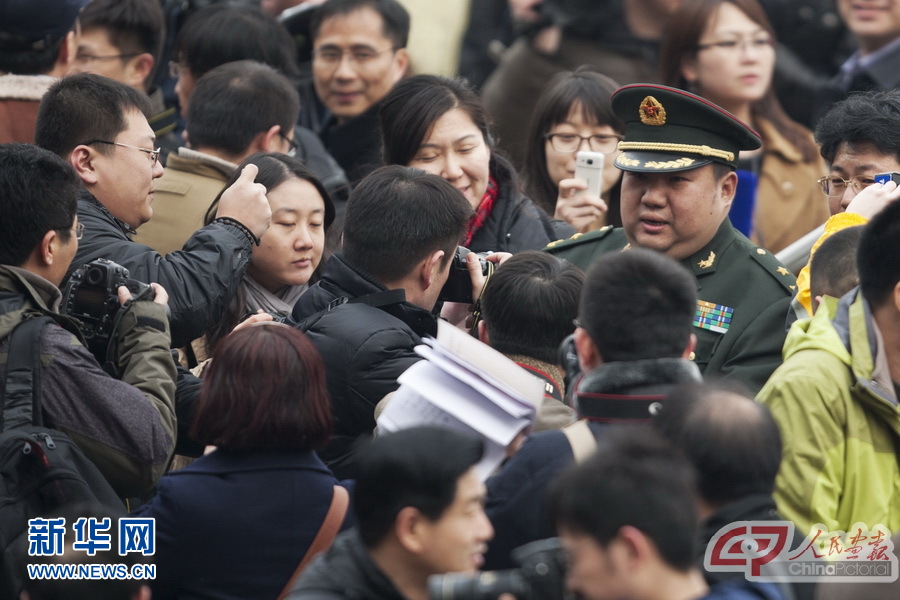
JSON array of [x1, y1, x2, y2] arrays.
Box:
[[660, 0, 828, 254], [521, 69, 625, 233], [379, 74, 574, 254]]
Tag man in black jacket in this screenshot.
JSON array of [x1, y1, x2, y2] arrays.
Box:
[[287, 427, 493, 600], [293, 165, 474, 479], [34, 73, 271, 348], [308, 0, 410, 185]]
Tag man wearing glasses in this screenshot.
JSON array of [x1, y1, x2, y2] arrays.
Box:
[[65, 0, 180, 163], [309, 0, 410, 185], [0, 143, 176, 500], [34, 73, 271, 349], [547, 84, 795, 394], [792, 89, 900, 318]]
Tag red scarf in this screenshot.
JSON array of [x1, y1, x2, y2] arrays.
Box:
[[464, 176, 498, 247]]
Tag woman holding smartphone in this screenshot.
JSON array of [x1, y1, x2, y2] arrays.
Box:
[[522, 69, 626, 233]]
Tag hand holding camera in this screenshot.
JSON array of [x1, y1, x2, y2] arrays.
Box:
[[117, 282, 168, 307], [62, 258, 163, 363], [439, 247, 503, 334]]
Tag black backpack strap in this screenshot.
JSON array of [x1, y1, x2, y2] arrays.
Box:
[[1, 315, 53, 431]]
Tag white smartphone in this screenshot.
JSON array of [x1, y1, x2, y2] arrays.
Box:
[[575, 150, 604, 197]]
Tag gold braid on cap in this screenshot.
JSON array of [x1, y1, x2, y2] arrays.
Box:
[[617, 142, 734, 162]]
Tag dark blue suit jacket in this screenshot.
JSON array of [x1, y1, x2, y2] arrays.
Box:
[[131, 450, 354, 600]]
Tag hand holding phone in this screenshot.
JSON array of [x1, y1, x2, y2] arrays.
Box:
[[556, 151, 609, 232], [574, 150, 604, 197]]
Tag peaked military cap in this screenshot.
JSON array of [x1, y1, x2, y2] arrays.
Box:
[[611, 84, 761, 173]]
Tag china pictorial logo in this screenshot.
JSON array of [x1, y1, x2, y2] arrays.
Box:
[[705, 521, 898, 583]]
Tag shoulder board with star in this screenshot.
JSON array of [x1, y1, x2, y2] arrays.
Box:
[[544, 225, 617, 252], [749, 246, 796, 293]]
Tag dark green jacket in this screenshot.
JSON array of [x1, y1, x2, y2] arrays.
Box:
[[546, 220, 795, 393], [0, 266, 177, 496]]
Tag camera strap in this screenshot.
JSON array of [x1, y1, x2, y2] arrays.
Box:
[[468, 260, 495, 337]]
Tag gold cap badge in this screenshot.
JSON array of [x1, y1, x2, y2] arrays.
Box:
[[639, 96, 666, 126]]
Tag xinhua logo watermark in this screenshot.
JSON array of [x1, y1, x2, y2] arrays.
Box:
[[26, 517, 155, 581], [704, 521, 898, 583]]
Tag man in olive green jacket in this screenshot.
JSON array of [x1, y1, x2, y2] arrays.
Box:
[[547, 84, 794, 394], [0, 144, 176, 498], [758, 201, 900, 535]]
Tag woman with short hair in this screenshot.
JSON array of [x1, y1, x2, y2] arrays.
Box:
[[132, 323, 351, 600]]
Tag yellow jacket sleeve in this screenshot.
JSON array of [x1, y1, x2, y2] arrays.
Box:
[[795, 212, 869, 315]]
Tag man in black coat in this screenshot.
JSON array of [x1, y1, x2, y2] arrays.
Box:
[[34, 73, 271, 348], [308, 0, 410, 185], [292, 166, 477, 479]]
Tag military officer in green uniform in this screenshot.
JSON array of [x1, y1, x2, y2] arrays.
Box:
[[546, 84, 795, 393]]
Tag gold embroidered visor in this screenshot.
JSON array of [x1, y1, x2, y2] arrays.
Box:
[[610, 84, 761, 173]]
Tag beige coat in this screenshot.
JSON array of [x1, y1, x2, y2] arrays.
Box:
[[752, 118, 829, 254], [133, 150, 235, 255]]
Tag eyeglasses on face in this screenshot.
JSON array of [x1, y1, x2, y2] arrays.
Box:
[[816, 175, 877, 197], [545, 133, 622, 154], [82, 140, 161, 164], [71, 222, 85, 240]]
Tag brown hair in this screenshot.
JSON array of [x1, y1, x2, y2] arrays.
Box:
[[191, 324, 332, 452], [659, 0, 818, 163]]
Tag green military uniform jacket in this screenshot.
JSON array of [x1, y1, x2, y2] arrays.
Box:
[[546, 220, 795, 393]]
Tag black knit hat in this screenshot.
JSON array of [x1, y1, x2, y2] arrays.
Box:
[[611, 84, 761, 173], [0, 0, 89, 51]]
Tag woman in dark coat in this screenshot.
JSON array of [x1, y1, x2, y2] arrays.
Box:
[[379, 74, 574, 254], [131, 323, 351, 600]]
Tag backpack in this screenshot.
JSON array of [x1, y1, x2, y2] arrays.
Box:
[[0, 313, 125, 596]]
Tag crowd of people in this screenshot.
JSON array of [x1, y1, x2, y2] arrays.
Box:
[[2, 1, 900, 599]]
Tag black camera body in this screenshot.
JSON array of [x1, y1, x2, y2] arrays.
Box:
[[428, 538, 567, 600], [62, 258, 155, 359], [438, 246, 493, 304]]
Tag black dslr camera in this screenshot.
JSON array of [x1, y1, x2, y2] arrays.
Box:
[[428, 538, 567, 600], [438, 246, 494, 304], [62, 258, 155, 360]]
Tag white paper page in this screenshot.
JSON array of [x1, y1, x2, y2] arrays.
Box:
[[397, 362, 532, 446], [376, 385, 510, 481], [415, 344, 537, 419], [433, 320, 544, 406]]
